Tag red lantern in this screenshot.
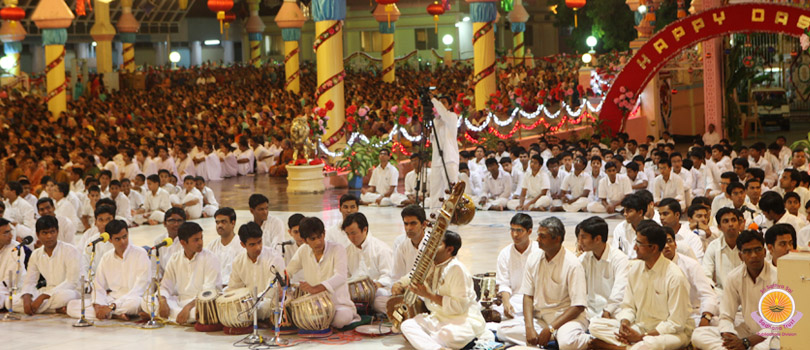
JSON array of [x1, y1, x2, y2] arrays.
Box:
[[208, 0, 234, 34], [565, 0, 586, 27], [223, 12, 236, 39], [0, 7, 25, 22], [427, 1, 444, 34]]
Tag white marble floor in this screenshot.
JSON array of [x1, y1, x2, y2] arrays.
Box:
[[1, 207, 624, 350]]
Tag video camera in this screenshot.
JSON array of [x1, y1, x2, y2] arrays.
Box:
[[419, 86, 436, 122]]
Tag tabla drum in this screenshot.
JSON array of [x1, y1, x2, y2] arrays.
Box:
[[194, 289, 223, 332], [473, 272, 498, 302], [289, 291, 336, 338], [216, 288, 253, 335], [347, 276, 377, 315]]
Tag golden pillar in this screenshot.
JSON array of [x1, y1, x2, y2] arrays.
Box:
[[508, 0, 528, 66], [32, 0, 74, 118], [117, 0, 139, 72], [275, 0, 305, 93], [374, 4, 400, 83], [467, 0, 497, 111], [90, 0, 115, 73], [246, 0, 265, 67]]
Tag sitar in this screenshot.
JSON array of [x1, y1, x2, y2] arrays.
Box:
[[386, 182, 467, 329]]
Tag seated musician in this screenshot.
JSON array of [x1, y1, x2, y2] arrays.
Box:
[[342, 212, 394, 314], [495, 213, 539, 319], [285, 216, 361, 329], [227, 222, 285, 321], [393, 231, 491, 350]]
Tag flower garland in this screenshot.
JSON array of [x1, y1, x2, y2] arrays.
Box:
[[283, 46, 299, 65], [284, 70, 300, 90], [44, 48, 67, 103], [314, 70, 345, 101], [313, 20, 343, 52], [472, 22, 493, 44]]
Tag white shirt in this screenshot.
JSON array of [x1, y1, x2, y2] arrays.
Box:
[[675, 223, 705, 262], [690, 166, 707, 197], [77, 226, 115, 273], [5, 197, 36, 230], [615, 257, 693, 335], [235, 148, 255, 176], [227, 245, 286, 294], [495, 242, 540, 296], [160, 249, 222, 305], [200, 186, 219, 208], [0, 242, 26, 298], [702, 237, 742, 294], [22, 241, 81, 296], [702, 131, 721, 146], [521, 169, 550, 199], [403, 169, 430, 197], [775, 212, 805, 232], [653, 174, 685, 205], [579, 244, 629, 319], [121, 162, 142, 182], [205, 235, 243, 284], [176, 187, 204, 215], [671, 253, 718, 318], [103, 161, 120, 181], [391, 235, 425, 283], [125, 189, 144, 211], [430, 98, 460, 167], [547, 169, 567, 196], [519, 248, 588, 319], [369, 163, 399, 195], [143, 188, 171, 214], [749, 156, 776, 186], [286, 241, 354, 310], [110, 193, 132, 224], [346, 233, 394, 288], [597, 174, 633, 204], [718, 261, 777, 336], [481, 169, 512, 199], [55, 216, 76, 246], [561, 171, 593, 199], [798, 225, 810, 248], [611, 221, 638, 259], [93, 243, 151, 305], [259, 216, 287, 253]]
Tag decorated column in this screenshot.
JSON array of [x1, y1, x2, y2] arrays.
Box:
[[116, 0, 139, 72], [312, 0, 346, 149], [274, 0, 305, 93], [508, 0, 528, 66], [701, 0, 722, 135], [374, 2, 399, 83], [466, 0, 496, 111], [32, 0, 74, 118], [0, 0, 26, 77], [246, 0, 265, 67]]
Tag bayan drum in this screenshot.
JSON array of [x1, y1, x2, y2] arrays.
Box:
[[216, 288, 253, 335], [289, 291, 336, 338], [347, 276, 377, 315], [194, 289, 223, 332]]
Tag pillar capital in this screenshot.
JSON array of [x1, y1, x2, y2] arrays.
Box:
[[275, 0, 305, 29], [31, 0, 74, 30]]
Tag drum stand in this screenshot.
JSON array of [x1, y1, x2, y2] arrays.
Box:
[[142, 249, 164, 329], [74, 246, 99, 328]]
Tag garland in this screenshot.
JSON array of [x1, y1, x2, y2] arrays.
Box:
[[314, 70, 345, 101], [284, 70, 300, 90], [472, 22, 493, 44], [381, 42, 394, 56], [44, 48, 67, 103], [322, 123, 347, 148], [471, 63, 495, 86], [343, 50, 417, 64], [283, 47, 299, 65], [312, 21, 342, 53]]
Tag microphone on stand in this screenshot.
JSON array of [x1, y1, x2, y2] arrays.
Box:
[[149, 237, 173, 251], [270, 265, 286, 287], [87, 232, 111, 247], [13, 236, 34, 256]]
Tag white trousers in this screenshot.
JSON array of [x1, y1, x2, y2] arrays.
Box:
[[373, 288, 391, 314], [66, 295, 141, 320], [506, 196, 553, 211], [360, 192, 393, 207], [474, 196, 509, 211], [401, 313, 488, 350], [332, 304, 361, 328], [169, 195, 202, 220], [134, 211, 166, 225], [497, 313, 590, 350], [491, 293, 524, 320], [139, 295, 196, 323], [203, 204, 218, 217], [589, 317, 690, 350], [691, 326, 770, 350], [586, 202, 624, 213], [562, 197, 590, 212], [9, 289, 81, 313], [428, 164, 459, 209]]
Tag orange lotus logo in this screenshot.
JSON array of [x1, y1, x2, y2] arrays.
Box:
[[753, 286, 803, 329]]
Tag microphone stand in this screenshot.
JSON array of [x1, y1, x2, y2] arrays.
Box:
[[1, 244, 24, 321], [141, 248, 164, 329], [239, 273, 292, 349], [74, 243, 98, 327]]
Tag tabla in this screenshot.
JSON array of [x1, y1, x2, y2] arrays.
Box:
[[216, 288, 253, 335], [347, 276, 377, 315], [194, 289, 223, 332], [289, 291, 335, 338]]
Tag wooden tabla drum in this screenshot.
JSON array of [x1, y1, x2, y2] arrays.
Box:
[[216, 288, 253, 335], [289, 291, 336, 338], [347, 276, 377, 315], [194, 289, 223, 332]]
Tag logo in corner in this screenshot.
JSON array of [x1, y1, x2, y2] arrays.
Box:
[[753, 284, 803, 330]]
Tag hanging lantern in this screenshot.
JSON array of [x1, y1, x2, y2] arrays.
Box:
[[427, 1, 444, 34], [0, 6, 25, 27], [375, 0, 398, 27], [179, 0, 188, 10], [565, 0, 586, 27], [223, 11, 236, 39], [75, 0, 92, 16], [208, 0, 234, 34]]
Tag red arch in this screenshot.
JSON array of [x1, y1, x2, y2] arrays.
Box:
[[600, 3, 810, 134]]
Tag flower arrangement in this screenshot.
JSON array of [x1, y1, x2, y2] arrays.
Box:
[[308, 100, 334, 140], [613, 86, 637, 116]]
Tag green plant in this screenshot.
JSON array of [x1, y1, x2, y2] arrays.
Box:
[[790, 132, 810, 153], [334, 136, 396, 180]]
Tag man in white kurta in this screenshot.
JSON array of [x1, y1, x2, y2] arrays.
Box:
[[391, 155, 430, 207], [652, 160, 685, 208], [611, 195, 647, 259], [397, 231, 490, 350], [576, 216, 629, 320], [76, 206, 116, 274], [692, 232, 776, 350], [391, 206, 428, 282], [495, 214, 540, 319], [342, 213, 394, 313], [122, 179, 144, 212], [475, 158, 512, 211], [360, 150, 399, 207], [170, 177, 204, 220], [108, 181, 132, 226], [15, 216, 81, 314], [134, 175, 171, 225], [146, 222, 221, 324], [4, 182, 37, 231], [324, 195, 357, 249], [589, 225, 693, 350], [67, 221, 150, 320], [558, 157, 593, 213], [587, 162, 633, 213], [657, 199, 705, 261], [205, 208, 242, 284], [235, 141, 255, 176], [428, 96, 460, 209], [250, 194, 287, 253], [151, 208, 186, 277], [227, 222, 286, 320], [35, 198, 76, 246], [195, 177, 219, 218], [498, 217, 590, 350], [507, 155, 552, 211], [0, 219, 26, 310], [285, 218, 360, 329], [702, 208, 743, 295], [661, 229, 718, 327]]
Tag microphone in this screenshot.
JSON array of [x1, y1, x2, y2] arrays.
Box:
[[87, 232, 111, 247], [20, 236, 34, 246], [270, 265, 286, 287], [150, 237, 173, 251], [279, 240, 295, 247]]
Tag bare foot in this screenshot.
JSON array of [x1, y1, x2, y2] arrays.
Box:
[[114, 313, 130, 321], [55, 307, 67, 314], [588, 338, 626, 350], [138, 311, 151, 321], [147, 219, 159, 225]]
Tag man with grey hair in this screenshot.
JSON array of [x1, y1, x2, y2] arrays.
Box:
[[498, 217, 590, 350]]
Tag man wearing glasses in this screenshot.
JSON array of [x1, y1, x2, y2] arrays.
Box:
[[151, 208, 186, 277], [589, 221, 693, 350], [692, 230, 775, 350]]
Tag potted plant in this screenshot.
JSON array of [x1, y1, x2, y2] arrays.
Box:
[[334, 135, 395, 189]]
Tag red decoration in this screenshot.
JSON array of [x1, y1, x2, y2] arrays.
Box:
[[309, 159, 324, 165], [208, 0, 234, 34], [565, 0, 586, 27], [0, 7, 25, 21], [325, 100, 335, 110], [427, 1, 445, 33]]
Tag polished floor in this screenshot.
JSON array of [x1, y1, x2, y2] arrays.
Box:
[[1, 174, 624, 350]]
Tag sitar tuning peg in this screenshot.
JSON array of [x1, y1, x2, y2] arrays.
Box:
[[430, 213, 437, 219]]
